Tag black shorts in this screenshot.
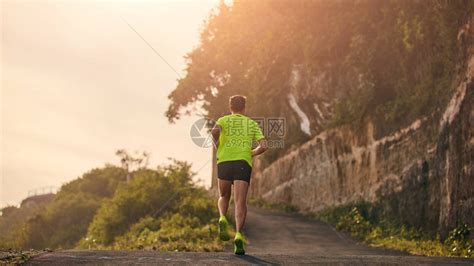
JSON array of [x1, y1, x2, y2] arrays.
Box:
[[217, 160, 252, 183]]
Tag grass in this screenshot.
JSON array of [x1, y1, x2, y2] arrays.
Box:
[[0, 249, 45, 264], [248, 198, 299, 213]]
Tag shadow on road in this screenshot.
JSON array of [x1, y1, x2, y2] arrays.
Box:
[[235, 254, 278, 265]]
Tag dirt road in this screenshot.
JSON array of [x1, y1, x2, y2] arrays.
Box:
[[28, 207, 473, 265]]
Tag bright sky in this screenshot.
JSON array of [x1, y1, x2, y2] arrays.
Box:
[[1, 0, 219, 207]]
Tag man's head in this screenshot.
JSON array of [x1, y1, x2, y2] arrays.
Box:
[[229, 95, 246, 113]]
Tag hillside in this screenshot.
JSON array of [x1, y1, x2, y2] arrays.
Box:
[[167, 0, 474, 165], [0, 160, 221, 252], [166, 0, 474, 253]]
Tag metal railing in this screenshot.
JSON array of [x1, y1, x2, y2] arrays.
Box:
[[27, 186, 57, 197]]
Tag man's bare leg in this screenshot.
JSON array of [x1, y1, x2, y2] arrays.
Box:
[[218, 179, 232, 241], [233, 180, 249, 233], [233, 180, 248, 255], [218, 179, 232, 216]]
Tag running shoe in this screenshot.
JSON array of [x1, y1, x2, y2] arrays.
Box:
[[234, 232, 245, 255], [218, 216, 230, 241]]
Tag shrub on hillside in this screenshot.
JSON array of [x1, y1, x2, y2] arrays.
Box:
[[314, 202, 473, 257], [12, 166, 126, 249], [79, 161, 222, 251]]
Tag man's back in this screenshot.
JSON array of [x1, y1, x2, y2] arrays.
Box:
[[215, 114, 264, 167]]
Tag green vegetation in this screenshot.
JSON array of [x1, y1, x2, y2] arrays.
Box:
[[249, 197, 299, 213], [78, 162, 221, 251], [0, 200, 52, 249], [0, 157, 223, 252], [166, 0, 474, 163], [17, 166, 126, 249], [314, 202, 473, 258], [0, 250, 44, 264]]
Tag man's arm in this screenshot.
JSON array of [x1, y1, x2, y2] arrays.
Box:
[[251, 139, 268, 157], [211, 124, 221, 149]]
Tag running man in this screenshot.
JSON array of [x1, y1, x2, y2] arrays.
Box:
[[211, 95, 268, 255]]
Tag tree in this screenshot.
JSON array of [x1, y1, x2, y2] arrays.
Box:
[[166, 0, 474, 159], [116, 149, 150, 183]]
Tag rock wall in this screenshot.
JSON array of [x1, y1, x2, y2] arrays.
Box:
[[249, 23, 474, 238]]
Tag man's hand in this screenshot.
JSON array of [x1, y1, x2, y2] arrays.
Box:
[[251, 139, 268, 157]]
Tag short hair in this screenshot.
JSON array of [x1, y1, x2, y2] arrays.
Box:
[[229, 95, 246, 112]]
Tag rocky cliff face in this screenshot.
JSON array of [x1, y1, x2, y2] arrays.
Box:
[[249, 17, 474, 238]]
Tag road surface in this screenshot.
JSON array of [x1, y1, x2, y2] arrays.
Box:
[[28, 207, 473, 265]]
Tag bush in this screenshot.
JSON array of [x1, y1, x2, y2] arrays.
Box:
[[109, 213, 221, 252], [4, 166, 126, 249], [336, 207, 372, 240], [1, 160, 222, 253], [249, 198, 299, 213], [22, 192, 102, 249], [313, 202, 473, 258], [444, 223, 473, 257], [80, 161, 223, 251]]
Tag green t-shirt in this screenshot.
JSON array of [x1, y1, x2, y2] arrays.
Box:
[[215, 114, 265, 167]]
